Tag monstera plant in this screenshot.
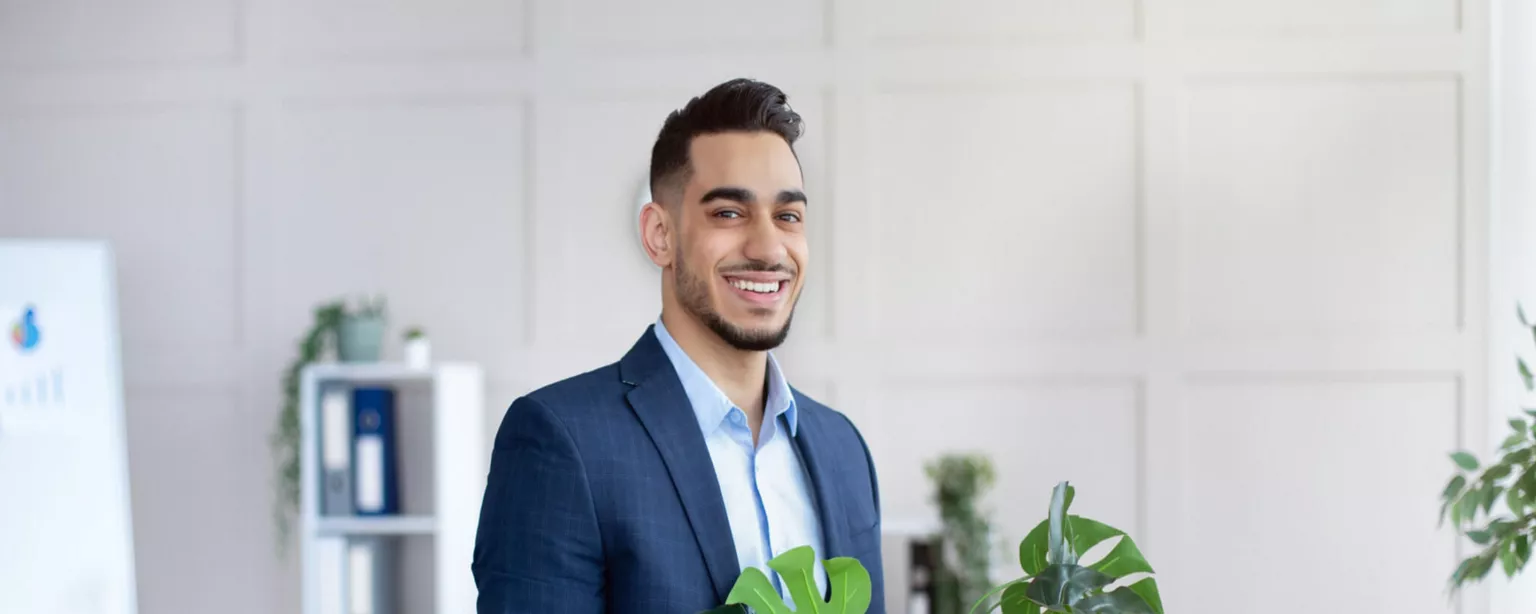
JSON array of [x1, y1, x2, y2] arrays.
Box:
[[705, 545, 872, 614], [974, 482, 1164, 614], [705, 482, 1162, 614]]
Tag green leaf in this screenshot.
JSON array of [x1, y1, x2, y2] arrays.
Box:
[[1089, 534, 1155, 578], [1443, 475, 1468, 501], [1514, 418, 1530, 435], [1486, 464, 1515, 482], [1455, 492, 1481, 526], [1510, 448, 1535, 464], [1128, 578, 1164, 614], [1503, 541, 1520, 577], [1024, 564, 1114, 609], [1047, 482, 1074, 565], [1502, 433, 1526, 451], [1518, 535, 1532, 569], [999, 582, 1040, 614], [1020, 520, 1049, 576], [823, 557, 873, 614], [1521, 358, 1534, 392], [1453, 452, 1480, 471], [1067, 516, 1126, 559], [1064, 485, 1075, 515], [1506, 486, 1525, 517], [770, 546, 825, 614], [755, 546, 873, 614], [1485, 485, 1506, 514], [724, 567, 791, 614], [1074, 587, 1157, 614], [1468, 529, 1493, 545], [1521, 304, 1531, 327]]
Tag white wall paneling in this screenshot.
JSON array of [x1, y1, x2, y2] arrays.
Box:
[[0, 0, 1495, 612]]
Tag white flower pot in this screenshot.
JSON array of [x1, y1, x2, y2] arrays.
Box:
[[404, 337, 431, 369]]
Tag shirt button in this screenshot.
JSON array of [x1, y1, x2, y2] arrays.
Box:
[[730, 412, 744, 425]]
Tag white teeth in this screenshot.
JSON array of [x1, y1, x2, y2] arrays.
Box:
[[731, 279, 780, 294]]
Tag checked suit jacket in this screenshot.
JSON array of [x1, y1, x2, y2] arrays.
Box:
[[472, 325, 886, 614]]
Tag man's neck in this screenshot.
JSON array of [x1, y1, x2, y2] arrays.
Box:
[[659, 309, 768, 426]]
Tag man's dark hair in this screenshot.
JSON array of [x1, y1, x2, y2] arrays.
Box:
[[648, 78, 804, 204]]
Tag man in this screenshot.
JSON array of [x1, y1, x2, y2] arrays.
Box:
[[472, 78, 885, 614]]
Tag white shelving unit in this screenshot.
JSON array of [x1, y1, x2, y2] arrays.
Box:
[[298, 361, 486, 614]]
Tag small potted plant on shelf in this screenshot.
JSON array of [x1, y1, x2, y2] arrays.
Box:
[[403, 326, 430, 369], [337, 294, 387, 363]]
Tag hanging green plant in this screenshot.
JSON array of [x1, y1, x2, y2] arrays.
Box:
[[268, 300, 344, 556]]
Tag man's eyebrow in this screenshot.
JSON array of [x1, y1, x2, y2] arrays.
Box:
[[699, 186, 754, 204], [777, 189, 807, 205]]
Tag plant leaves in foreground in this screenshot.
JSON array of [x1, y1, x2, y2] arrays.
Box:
[[1024, 563, 1113, 610], [999, 582, 1040, 614], [1089, 534, 1155, 578], [724, 567, 791, 614], [720, 545, 871, 614], [1020, 520, 1050, 576], [1128, 577, 1164, 614], [1067, 516, 1125, 560], [1074, 586, 1157, 614]]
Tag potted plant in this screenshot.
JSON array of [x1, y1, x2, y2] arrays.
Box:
[[403, 326, 430, 369], [268, 294, 389, 555], [1438, 305, 1536, 590], [269, 299, 344, 554], [927, 453, 998, 614], [337, 294, 387, 363], [704, 482, 1163, 614]]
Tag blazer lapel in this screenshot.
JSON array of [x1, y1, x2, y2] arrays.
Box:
[[621, 326, 740, 603], [789, 397, 851, 560]]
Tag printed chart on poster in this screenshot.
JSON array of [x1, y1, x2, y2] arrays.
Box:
[[0, 240, 138, 614]]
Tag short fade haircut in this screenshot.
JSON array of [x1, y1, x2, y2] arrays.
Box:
[[648, 78, 804, 205]]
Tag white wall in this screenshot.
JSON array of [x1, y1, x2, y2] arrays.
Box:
[[0, 1, 1499, 613]]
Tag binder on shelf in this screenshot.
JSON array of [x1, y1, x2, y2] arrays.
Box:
[[316, 536, 349, 614], [352, 387, 399, 516], [347, 536, 400, 614], [320, 385, 354, 516]]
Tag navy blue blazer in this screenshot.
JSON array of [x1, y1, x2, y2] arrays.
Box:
[[473, 326, 886, 614]]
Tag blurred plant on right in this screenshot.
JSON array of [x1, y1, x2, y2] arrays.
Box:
[[927, 453, 997, 614], [1440, 305, 1536, 591]]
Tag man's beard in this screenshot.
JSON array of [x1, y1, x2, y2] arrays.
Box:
[[673, 251, 795, 352]]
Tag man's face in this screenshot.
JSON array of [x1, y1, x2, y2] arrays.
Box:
[[666, 131, 808, 351]]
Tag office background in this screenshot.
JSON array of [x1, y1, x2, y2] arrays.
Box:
[[4, 0, 1536, 613]]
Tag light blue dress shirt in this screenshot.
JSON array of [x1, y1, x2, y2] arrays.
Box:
[[653, 318, 828, 602]]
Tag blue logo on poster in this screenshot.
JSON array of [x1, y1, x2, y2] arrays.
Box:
[[11, 305, 41, 353]]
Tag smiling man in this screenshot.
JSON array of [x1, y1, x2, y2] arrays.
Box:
[[473, 78, 885, 614]]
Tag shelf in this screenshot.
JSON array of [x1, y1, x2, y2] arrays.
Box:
[[305, 362, 434, 386], [315, 515, 438, 536]]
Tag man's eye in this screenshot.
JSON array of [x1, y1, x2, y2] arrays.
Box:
[[715, 210, 741, 219], [777, 213, 801, 223]]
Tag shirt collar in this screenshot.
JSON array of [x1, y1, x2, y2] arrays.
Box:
[[653, 317, 798, 437]]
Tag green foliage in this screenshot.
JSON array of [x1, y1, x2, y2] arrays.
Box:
[[1441, 304, 1536, 592], [403, 326, 425, 340], [703, 545, 873, 614], [268, 300, 345, 557], [927, 454, 998, 614], [977, 482, 1162, 614]]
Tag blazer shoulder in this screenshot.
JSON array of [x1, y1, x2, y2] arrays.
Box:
[[792, 388, 866, 439], [512, 361, 629, 419]]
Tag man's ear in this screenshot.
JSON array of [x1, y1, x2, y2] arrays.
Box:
[[639, 201, 673, 268]]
